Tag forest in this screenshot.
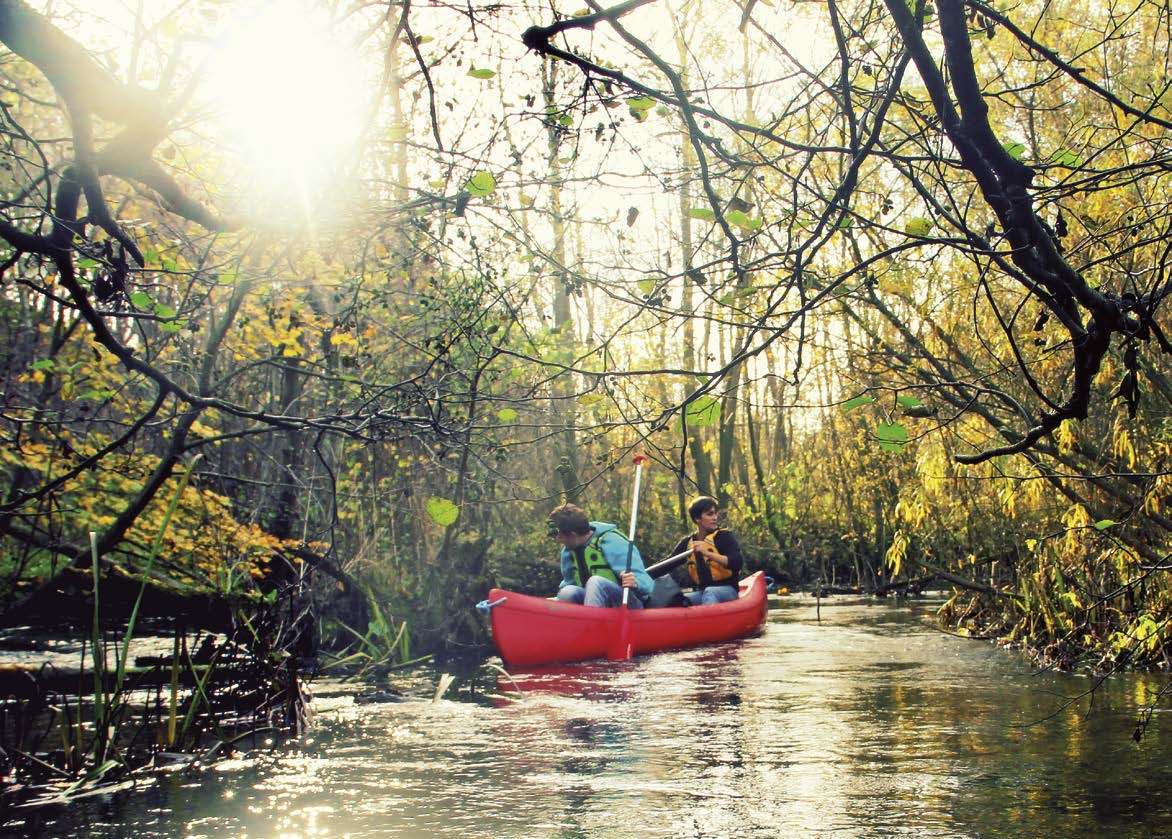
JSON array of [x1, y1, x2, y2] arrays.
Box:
[[0, 0, 1169, 795]]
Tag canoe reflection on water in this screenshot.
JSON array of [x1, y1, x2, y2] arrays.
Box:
[[494, 661, 633, 701], [492, 639, 751, 708]]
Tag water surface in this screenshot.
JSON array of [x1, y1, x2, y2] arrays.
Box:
[[11, 595, 1172, 837]]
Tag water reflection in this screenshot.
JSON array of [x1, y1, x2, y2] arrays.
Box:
[[9, 595, 1172, 838]]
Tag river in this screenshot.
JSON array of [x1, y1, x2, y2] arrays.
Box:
[[9, 594, 1172, 838]]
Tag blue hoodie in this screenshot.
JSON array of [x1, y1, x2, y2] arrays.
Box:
[[558, 521, 654, 600]]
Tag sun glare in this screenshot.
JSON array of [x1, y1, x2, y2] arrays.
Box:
[[206, 0, 375, 218]]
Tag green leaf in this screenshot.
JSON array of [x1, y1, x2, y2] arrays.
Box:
[[876, 421, 909, 452], [687, 208, 716, 222], [1003, 141, 1027, 160], [1049, 148, 1083, 167], [154, 303, 178, 318], [626, 96, 656, 111], [637, 278, 656, 295], [682, 395, 721, 428], [425, 497, 460, 527], [1093, 519, 1117, 530], [842, 395, 875, 412], [904, 217, 933, 236], [30, 359, 56, 372], [129, 291, 153, 308], [465, 171, 497, 197], [896, 394, 923, 409], [467, 68, 496, 79], [496, 408, 518, 422]]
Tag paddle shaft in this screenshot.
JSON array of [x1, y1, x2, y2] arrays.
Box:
[[644, 548, 693, 579], [621, 456, 646, 607]]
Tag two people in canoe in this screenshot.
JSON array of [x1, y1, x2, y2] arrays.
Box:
[[549, 503, 654, 608], [548, 495, 744, 609]]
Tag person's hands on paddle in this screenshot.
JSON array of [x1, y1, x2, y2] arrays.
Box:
[[690, 540, 726, 566], [619, 570, 638, 589]]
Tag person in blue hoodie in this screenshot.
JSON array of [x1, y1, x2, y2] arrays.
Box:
[[548, 503, 653, 608]]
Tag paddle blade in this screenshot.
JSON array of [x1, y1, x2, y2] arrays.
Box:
[[607, 606, 633, 661]]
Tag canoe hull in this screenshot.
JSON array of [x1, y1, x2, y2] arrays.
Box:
[[486, 571, 769, 668]]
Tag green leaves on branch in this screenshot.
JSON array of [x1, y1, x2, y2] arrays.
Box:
[[842, 394, 919, 453], [876, 421, 908, 452], [726, 210, 763, 230], [677, 395, 721, 430], [129, 291, 183, 332], [904, 216, 933, 236], [425, 496, 459, 527], [1049, 148, 1083, 167], [1002, 141, 1027, 161], [687, 207, 763, 230], [627, 96, 655, 121], [465, 171, 497, 197]]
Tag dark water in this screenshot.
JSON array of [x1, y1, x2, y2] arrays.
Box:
[[9, 595, 1172, 838]]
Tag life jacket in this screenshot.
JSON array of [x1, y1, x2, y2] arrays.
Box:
[[687, 529, 735, 586], [567, 530, 624, 586]]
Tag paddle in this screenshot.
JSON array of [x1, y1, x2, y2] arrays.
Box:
[[609, 453, 646, 660], [645, 548, 693, 579]]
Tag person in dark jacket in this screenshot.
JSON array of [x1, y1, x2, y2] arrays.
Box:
[[548, 503, 653, 608], [668, 495, 743, 605]]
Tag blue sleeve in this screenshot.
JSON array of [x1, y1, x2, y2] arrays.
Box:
[[558, 549, 574, 589], [600, 533, 653, 599]]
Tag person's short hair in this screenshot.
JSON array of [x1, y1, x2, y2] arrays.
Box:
[[548, 503, 591, 535], [688, 495, 719, 522]]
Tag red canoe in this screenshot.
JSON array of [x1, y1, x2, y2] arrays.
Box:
[[482, 571, 769, 668]]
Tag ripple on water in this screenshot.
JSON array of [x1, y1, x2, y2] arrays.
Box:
[[16, 598, 1172, 838]]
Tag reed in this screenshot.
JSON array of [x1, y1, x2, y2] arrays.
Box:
[[322, 592, 430, 678]]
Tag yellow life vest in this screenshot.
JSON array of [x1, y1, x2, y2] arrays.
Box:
[[686, 529, 735, 585]]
